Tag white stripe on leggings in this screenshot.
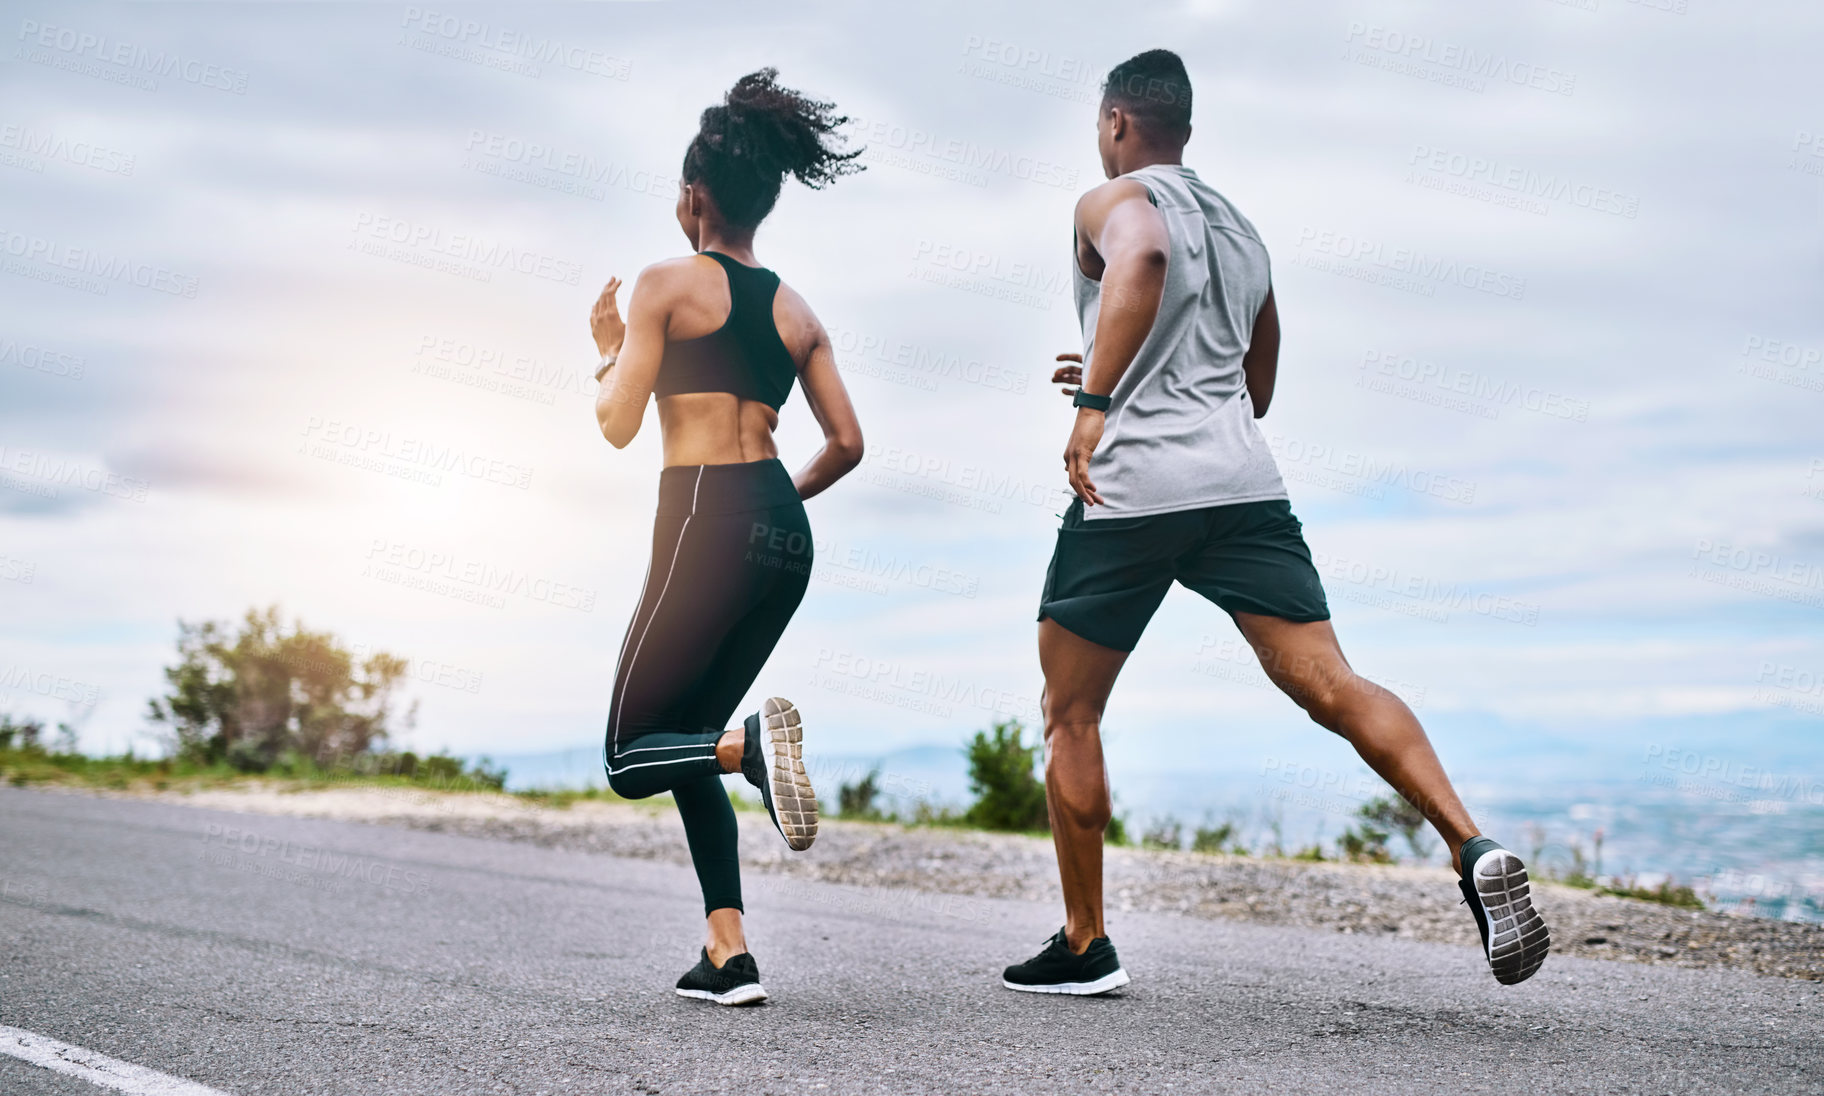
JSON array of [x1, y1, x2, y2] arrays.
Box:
[[606, 750, 719, 777], [609, 466, 703, 761], [604, 536, 658, 774]]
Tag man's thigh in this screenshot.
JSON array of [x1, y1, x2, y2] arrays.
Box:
[[1231, 612, 1356, 707], [1038, 617, 1130, 724]]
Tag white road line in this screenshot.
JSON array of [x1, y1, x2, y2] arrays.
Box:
[[0, 1026, 233, 1096]]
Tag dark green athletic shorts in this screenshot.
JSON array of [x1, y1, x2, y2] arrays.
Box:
[[1038, 497, 1331, 652]]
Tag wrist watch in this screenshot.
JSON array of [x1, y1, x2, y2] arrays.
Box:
[[593, 352, 618, 383], [1072, 389, 1111, 412]]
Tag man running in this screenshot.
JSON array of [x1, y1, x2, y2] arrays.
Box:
[[1001, 49, 1550, 995]]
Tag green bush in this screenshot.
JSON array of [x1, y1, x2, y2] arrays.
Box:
[[963, 719, 1048, 832], [467, 757, 507, 791], [1192, 820, 1240, 855], [1357, 794, 1431, 860], [337, 749, 505, 791], [146, 606, 415, 772], [419, 754, 463, 782], [1602, 878, 1703, 909], [838, 768, 886, 820], [1336, 822, 1394, 864], [1141, 816, 1183, 851], [0, 714, 43, 751]]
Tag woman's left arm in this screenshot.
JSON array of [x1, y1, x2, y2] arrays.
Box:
[[592, 267, 671, 448], [790, 313, 864, 501]]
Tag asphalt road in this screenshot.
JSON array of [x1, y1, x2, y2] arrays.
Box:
[[0, 788, 1817, 1096]]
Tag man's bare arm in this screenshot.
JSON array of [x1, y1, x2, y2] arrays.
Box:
[[1241, 288, 1278, 418], [1060, 180, 1171, 505], [1076, 180, 1170, 398]]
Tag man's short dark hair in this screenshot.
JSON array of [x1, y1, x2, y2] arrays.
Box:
[[1101, 49, 1192, 141]]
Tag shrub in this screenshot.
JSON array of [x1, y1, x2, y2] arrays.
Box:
[[467, 756, 507, 791], [0, 714, 43, 751], [224, 737, 272, 774], [419, 754, 464, 783], [146, 606, 416, 771], [838, 767, 885, 820], [339, 749, 504, 791], [1336, 822, 1394, 864], [1141, 816, 1183, 851], [1192, 820, 1239, 855], [1603, 878, 1703, 909], [963, 719, 1048, 832], [1358, 794, 1431, 860]]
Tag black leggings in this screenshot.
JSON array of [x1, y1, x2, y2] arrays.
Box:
[[603, 459, 812, 915]]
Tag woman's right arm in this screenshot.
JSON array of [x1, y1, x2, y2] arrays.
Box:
[[593, 265, 673, 449], [790, 315, 864, 501]]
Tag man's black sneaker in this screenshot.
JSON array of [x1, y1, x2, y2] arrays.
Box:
[[675, 949, 768, 1006], [1001, 928, 1130, 995], [1458, 835, 1551, 985], [740, 697, 818, 851]]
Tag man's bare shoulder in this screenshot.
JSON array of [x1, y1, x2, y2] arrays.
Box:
[[1075, 177, 1155, 226]]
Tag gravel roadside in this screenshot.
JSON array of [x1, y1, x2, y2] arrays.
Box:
[[62, 782, 1824, 981]]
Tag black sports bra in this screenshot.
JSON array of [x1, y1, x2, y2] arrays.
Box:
[[652, 251, 797, 411]]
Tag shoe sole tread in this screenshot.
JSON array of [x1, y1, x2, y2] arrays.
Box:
[[761, 697, 817, 851], [1474, 851, 1551, 985]]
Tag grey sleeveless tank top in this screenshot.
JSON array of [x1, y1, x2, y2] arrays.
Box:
[[1073, 163, 1288, 520]]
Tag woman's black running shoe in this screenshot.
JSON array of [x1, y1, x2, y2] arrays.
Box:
[[1001, 928, 1130, 995], [740, 697, 818, 851], [675, 949, 768, 1006], [1458, 835, 1551, 985]]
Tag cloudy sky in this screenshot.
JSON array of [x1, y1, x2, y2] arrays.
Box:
[[3, 1, 1822, 834]]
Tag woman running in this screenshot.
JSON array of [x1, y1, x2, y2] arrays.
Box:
[[587, 69, 864, 1006]]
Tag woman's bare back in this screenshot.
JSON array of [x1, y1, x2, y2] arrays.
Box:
[[644, 253, 821, 467]]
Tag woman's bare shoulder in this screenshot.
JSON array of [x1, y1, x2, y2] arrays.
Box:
[[770, 278, 826, 363], [633, 254, 721, 301]]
